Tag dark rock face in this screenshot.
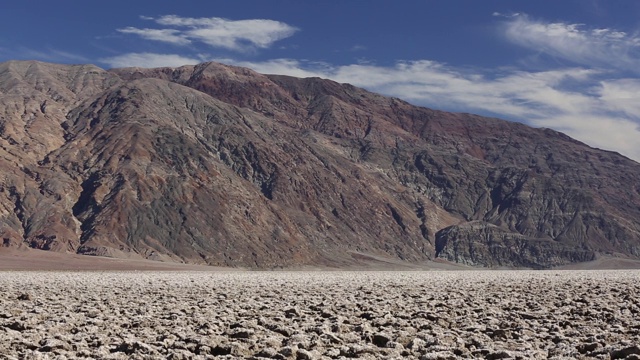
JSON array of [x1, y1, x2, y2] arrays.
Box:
[[435, 221, 597, 268], [1, 60, 640, 268]]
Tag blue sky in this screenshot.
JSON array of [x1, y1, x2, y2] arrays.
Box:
[[2, 1, 640, 161]]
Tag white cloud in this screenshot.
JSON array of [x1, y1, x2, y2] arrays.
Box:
[[118, 15, 298, 52], [534, 114, 640, 157], [4, 47, 90, 63], [502, 14, 640, 71], [237, 59, 596, 117], [101, 52, 202, 68], [117, 27, 190, 45], [231, 58, 330, 78], [597, 79, 640, 118]]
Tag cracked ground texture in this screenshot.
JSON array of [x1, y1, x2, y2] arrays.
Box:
[[1, 271, 639, 359]]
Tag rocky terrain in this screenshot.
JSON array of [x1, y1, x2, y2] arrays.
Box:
[[1, 60, 640, 268], [1, 271, 640, 359]]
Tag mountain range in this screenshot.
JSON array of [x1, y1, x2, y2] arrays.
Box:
[[1, 60, 639, 268]]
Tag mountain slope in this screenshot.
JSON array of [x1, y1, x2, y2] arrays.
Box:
[[1, 60, 639, 268]]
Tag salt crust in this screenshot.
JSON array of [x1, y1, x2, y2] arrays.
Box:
[[0, 270, 639, 359]]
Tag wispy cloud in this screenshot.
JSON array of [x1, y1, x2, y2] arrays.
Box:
[[101, 52, 202, 68], [501, 14, 640, 71], [233, 59, 596, 117], [2, 47, 90, 63], [117, 27, 190, 45], [117, 15, 298, 52], [598, 79, 640, 118]]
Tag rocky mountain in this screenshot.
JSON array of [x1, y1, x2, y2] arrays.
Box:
[[1, 60, 639, 268]]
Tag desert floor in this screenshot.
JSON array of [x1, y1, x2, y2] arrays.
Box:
[[1, 270, 639, 359], [0, 248, 226, 271]]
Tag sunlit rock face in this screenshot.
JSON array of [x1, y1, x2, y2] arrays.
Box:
[[1, 60, 639, 268]]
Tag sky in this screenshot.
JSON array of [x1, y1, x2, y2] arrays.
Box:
[[2, 1, 640, 162]]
